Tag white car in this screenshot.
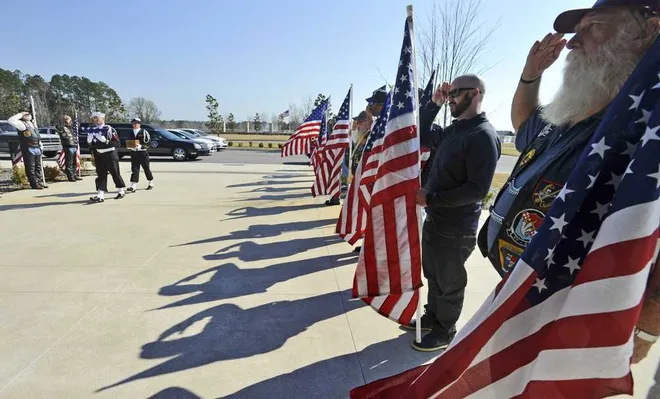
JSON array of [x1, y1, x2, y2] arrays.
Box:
[[182, 129, 228, 149]]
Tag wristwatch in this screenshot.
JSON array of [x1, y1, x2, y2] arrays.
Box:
[[635, 327, 659, 343]]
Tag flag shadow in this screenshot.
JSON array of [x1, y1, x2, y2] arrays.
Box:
[[246, 186, 309, 193], [227, 180, 309, 189], [224, 204, 320, 220], [155, 253, 358, 310], [238, 192, 311, 202], [97, 289, 357, 392], [203, 236, 343, 263], [262, 174, 310, 179], [221, 333, 438, 398], [0, 199, 89, 212], [173, 218, 336, 246]]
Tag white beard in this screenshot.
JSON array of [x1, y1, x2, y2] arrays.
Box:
[[542, 34, 640, 126]]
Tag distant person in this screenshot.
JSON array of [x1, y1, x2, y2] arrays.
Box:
[[85, 112, 126, 202], [7, 110, 47, 189], [349, 111, 373, 182], [126, 118, 154, 192], [55, 115, 82, 182], [365, 85, 387, 125]]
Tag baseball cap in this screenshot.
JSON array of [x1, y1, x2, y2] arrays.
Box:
[[366, 85, 387, 104], [554, 0, 659, 33]]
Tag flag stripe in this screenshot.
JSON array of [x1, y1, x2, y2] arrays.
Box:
[[590, 196, 660, 252]]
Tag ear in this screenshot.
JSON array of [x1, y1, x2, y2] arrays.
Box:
[[642, 16, 660, 41]]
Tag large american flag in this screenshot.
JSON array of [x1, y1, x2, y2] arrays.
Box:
[[312, 88, 352, 198], [281, 100, 328, 157], [336, 92, 392, 245], [352, 16, 423, 325], [351, 38, 660, 399]]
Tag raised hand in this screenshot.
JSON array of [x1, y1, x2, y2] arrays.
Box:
[[523, 33, 566, 81]]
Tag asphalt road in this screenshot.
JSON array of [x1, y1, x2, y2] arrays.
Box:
[[0, 149, 519, 173]]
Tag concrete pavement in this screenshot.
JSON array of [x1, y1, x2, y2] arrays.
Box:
[[0, 156, 657, 398]]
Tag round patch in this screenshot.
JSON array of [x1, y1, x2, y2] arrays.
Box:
[[151, 140, 159, 148], [533, 179, 562, 210], [22, 130, 32, 137], [507, 208, 545, 247], [519, 149, 536, 168]]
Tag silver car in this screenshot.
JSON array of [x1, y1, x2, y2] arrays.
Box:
[[182, 129, 228, 149], [168, 130, 215, 154]]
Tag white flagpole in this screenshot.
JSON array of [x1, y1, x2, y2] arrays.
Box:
[[407, 4, 423, 344], [30, 95, 46, 181]]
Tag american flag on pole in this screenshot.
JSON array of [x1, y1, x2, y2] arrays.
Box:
[[312, 87, 352, 198], [352, 15, 422, 325], [281, 101, 328, 157], [12, 146, 23, 166], [351, 37, 660, 399], [336, 92, 392, 244]]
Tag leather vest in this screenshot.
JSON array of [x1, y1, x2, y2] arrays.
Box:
[[56, 125, 78, 147], [18, 122, 40, 148], [478, 115, 602, 277]]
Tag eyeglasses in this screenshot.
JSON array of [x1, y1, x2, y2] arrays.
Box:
[[448, 88, 476, 98]]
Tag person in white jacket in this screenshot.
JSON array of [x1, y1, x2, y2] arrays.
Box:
[[8, 111, 47, 189]]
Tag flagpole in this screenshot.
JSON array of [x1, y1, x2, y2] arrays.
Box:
[[407, 4, 423, 345], [30, 95, 46, 181]]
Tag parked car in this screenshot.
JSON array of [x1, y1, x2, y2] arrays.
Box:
[[78, 123, 204, 161], [168, 129, 216, 154], [181, 128, 228, 149], [0, 121, 63, 158]]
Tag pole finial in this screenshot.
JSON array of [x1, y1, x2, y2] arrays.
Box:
[[407, 5, 413, 17]]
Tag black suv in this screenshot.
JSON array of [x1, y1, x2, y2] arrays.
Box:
[[79, 123, 204, 161]]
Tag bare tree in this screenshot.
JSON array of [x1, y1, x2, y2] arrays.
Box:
[[417, 0, 499, 126], [287, 95, 314, 129], [127, 97, 161, 123]]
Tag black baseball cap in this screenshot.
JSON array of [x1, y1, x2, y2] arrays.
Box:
[[554, 0, 659, 33], [366, 85, 387, 104]]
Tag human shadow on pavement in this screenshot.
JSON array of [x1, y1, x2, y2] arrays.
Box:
[[0, 199, 89, 212], [98, 290, 356, 392], [203, 236, 343, 263], [35, 192, 92, 198], [221, 332, 438, 398], [156, 253, 358, 310], [247, 186, 309, 193], [227, 180, 309, 189], [282, 161, 310, 166], [238, 192, 310, 201], [224, 204, 320, 220], [148, 387, 202, 399], [263, 174, 310, 179], [174, 218, 336, 246]]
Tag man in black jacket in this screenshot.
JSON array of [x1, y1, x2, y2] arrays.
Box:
[[126, 118, 154, 192], [55, 115, 82, 182], [407, 75, 501, 352]]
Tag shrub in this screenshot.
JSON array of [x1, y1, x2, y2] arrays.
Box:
[[11, 166, 27, 186], [43, 165, 61, 182], [238, 142, 243, 147], [278, 143, 283, 149], [258, 142, 264, 148], [248, 141, 253, 147], [482, 189, 497, 210], [228, 141, 233, 147], [268, 143, 273, 148]]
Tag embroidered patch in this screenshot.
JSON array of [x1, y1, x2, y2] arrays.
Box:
[[519, 148, 536, 168], [533, 179, 562, 210], [22, 130, 32, 137], [537, 124, 553, 139], [498, 239, 524, 273], [507, 208, 545, 246]]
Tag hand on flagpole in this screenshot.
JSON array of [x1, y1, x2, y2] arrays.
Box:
[[631, 335, 654, 364], [415, 189, 428, 206]]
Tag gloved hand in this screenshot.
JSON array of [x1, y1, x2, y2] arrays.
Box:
[[97, 134, 108, 144]]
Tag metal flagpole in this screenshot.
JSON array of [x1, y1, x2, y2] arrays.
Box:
[[30, 95, 46, 182], [407, 4, 423, 344]]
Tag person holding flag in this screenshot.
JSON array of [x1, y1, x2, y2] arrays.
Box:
[[55, 115, 82, 182], [86, 112, 126, 203], [409, 75, 500, 352]]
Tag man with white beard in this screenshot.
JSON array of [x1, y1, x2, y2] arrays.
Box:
[[478, 0, 660, 277]]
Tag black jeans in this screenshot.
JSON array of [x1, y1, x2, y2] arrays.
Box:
[[63, 146, 77, 179], [21, 144, 44, 188], [130, 151, 153, 183], [93, 150, 125, 192], [422, 219, 476, 337]]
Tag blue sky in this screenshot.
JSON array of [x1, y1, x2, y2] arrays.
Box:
[[2, 0, 594, 130]]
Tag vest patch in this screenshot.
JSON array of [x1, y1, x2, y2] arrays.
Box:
[[498, 239, 524, 273], [22, 130, 32, 137], [519, 148, 536, 168], [532, 179, 562, 210], [507, 208, 545, 246]]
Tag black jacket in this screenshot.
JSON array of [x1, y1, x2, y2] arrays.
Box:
[[421, 103, 501, 235], [55, 124, 78, 147]]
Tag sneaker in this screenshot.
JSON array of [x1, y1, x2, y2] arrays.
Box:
[[401, 314, 434, 332], [75, 176, 83, 181], [115, 193, 125, 200], [411, 332, 452, 352], [325, 199, 340, 206], [126, 187, 136, 193], [89, 196, 104, 203], [146, 185, 153, 190]]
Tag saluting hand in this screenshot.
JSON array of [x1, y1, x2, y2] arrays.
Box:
[[523, 33, 566, 81], [432, 82, 451, 106]]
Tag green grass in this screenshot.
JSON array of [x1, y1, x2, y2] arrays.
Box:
[[501, 143, 520, 157], [222, 134, 290, 141], [491, 172, 510, 191]]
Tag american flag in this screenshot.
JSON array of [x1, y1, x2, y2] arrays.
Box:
[[336, 92, 392, 244], [12, 146, 22, 166], [352, 15, 422, 325], [281, 100, 328, 157], [312, 88, 352, 198], [351, 37, 660, 399], [279, 110, 290, 119], [420, 68, 436, 111]]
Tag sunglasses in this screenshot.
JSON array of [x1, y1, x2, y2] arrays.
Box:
[[448, 87, 476, 98]]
